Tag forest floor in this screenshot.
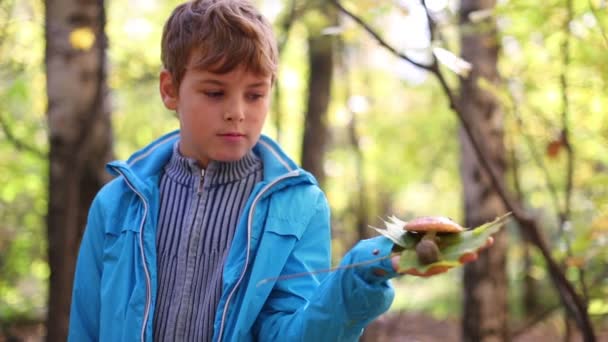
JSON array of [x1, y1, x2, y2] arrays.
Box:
[[1, 312, 607, 341], [363, 311, 608, 342]]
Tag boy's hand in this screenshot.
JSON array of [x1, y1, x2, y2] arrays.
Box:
[[389, 236, 494, 277]]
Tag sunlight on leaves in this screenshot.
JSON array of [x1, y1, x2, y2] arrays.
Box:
[[425, 0, 449, 13], [321, 26, 344, 36], [69, 27, 96, 51], [588, 299, 608, 315]]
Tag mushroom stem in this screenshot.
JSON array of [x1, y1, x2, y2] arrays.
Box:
[[422, 231, 437, 242]]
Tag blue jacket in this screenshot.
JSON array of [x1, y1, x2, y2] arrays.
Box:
[[68, 131, 396, 341]]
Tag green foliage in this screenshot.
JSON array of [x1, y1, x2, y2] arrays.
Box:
[[107, 0, 183, 158], [0, 0, 48, 322], [326, 0, 608, 329], [497, 0, 608, 305]]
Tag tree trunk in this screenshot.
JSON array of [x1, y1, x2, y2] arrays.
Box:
[[301, 33, 333, 187], [459, 0, 509, 341], [44, 0, 112, 340]]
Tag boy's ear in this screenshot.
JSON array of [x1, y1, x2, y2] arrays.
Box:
[[159, 69, 178, 110]]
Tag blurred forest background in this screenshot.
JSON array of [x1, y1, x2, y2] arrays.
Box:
[[0, 0, 607, 341]]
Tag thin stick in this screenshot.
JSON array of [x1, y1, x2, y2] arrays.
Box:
[[257, 255, 393, 287]]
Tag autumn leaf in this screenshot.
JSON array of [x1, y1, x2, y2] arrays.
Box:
[[372, 213, 512, 273], [546, 130, 569, 159], [546, 139, 563, 158]]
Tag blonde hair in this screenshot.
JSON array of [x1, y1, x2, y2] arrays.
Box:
[[161, 0, 278, 86]]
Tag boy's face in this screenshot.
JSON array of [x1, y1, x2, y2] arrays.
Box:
[[160, 59, 272, 167]]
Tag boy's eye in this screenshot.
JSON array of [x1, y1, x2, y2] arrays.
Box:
[[204, 91, 223, 98], [247, 93, 265, 101]]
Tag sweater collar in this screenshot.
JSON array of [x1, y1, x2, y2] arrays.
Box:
[[163, 140, 262, 186]]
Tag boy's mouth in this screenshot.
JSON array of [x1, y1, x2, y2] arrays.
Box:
[[218, 132, 245, 137], [218, 132, 246, 142]]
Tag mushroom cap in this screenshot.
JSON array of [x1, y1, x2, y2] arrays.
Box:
[[404, 216, 465, 233]]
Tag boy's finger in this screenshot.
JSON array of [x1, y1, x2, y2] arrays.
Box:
[[482, 236, 494, 250], [373, 255, 399, 277], [458, 237, 495, 264], [422, 265, 450, 276], [403, 265, 450, 277], [391, 255, 400, 272], [372, 255, 400, 277], [388, 236, 496, 276], [458, 252, 478, 264]]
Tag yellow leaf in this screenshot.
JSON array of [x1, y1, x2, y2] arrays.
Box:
[[70, 27, 96, 51]]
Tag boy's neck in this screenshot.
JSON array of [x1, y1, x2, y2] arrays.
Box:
[[165, 141, 261, 186]]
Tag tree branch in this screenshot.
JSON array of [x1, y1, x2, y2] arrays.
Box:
[[0, 113, 45, 158], [421, 0, 436, 42], [0, 2, 44, 158], [276, 0, 299, 54], [329, 0, 434, 71], [511, 304, 562, 338], [511, 265, 608, 337], [329, 1, 596, 340]]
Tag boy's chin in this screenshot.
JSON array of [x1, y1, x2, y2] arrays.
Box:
[[214, 152, 249, 163]]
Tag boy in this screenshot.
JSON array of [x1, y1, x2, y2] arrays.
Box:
[[68, 0, 488, 341]]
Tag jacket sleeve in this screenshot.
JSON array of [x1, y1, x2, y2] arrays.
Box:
[[253, 193, 397, 341], [68, 195, 105, 342]]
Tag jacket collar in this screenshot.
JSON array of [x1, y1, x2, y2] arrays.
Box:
[[164, 141, 262, 187], [106, 130, 317, 195]]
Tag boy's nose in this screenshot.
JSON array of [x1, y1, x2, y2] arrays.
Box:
[[223, 110, 244, 122], [223, 102, 245, 122]]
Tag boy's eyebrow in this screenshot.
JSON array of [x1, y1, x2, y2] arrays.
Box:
[[246, 81, 271, 88], [196, 79, 270, 88], [197, 79, 225, 86]]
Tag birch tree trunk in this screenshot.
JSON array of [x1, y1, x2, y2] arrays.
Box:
[[459, 0, 509, 340], [44, 0, 112, 340]]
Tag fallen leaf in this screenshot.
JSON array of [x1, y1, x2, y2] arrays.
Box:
[[372, 213, 512, 273]]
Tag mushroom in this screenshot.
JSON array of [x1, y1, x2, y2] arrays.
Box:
[[404, 216, 465, 265]]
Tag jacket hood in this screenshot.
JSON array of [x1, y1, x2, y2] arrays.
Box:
[[106, 130, 317, 194]]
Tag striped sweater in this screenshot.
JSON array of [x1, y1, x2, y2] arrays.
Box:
[[153, 142, 263, 341]]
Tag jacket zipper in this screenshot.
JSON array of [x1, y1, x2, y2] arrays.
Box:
[[175, 168, 206, 338], [198, 168, 205, 194], [216, 170, 300, 342], [112, 167, 152, 342]]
